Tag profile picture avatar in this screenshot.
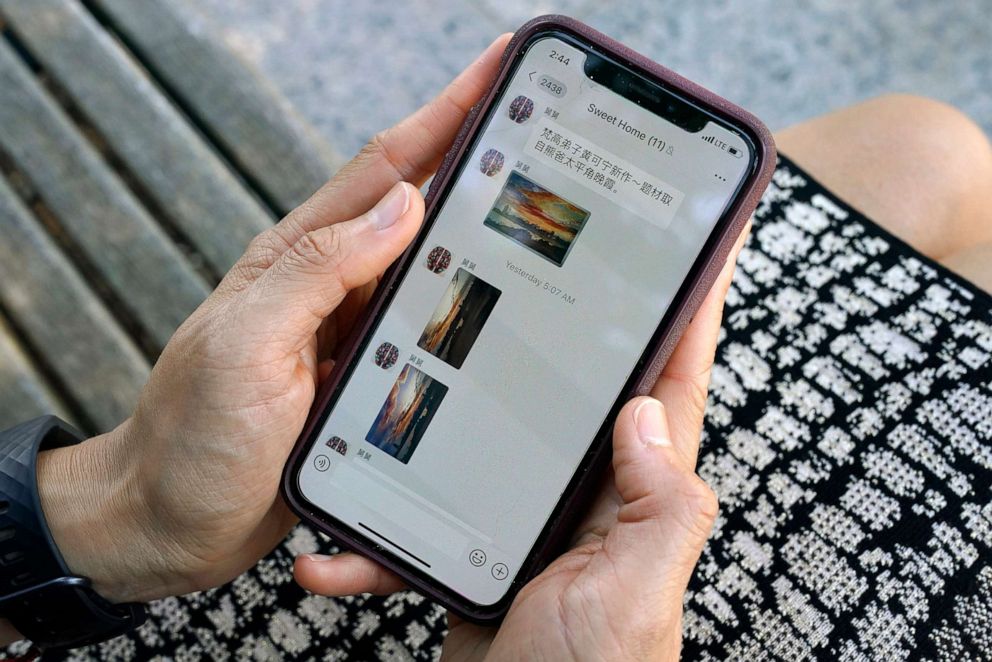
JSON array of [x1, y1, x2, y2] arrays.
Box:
[[479, 148, 504, 176], [373, 342, 399, 369], [508, 95, 534, 123], [425, 245, 452, 274]]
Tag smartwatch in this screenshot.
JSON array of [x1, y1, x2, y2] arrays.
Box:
[[0, 416, 146, 650]]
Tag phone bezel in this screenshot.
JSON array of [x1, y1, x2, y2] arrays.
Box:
[[282, 19, 769, 623]]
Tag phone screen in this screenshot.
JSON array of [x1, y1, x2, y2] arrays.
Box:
[[296, 33, 753, 606]]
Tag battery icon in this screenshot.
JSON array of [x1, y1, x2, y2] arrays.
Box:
[[727, 146, 743, 158]]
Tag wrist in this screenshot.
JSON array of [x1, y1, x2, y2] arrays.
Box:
[[36, 419, 179, 603]]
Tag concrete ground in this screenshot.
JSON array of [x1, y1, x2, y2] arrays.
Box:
[[188, 0, 992, 160]]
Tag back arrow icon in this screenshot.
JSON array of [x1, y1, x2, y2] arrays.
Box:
[[529, 71, 537, 81]]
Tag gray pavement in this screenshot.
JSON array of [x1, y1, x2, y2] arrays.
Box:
[[190, 0, 992, 158]]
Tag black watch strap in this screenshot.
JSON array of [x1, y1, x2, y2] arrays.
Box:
[[0, 416, 146, 650]]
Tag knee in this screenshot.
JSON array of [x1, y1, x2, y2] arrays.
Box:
[[777, 94, 992, 257], [863, 94, 992, 201], [835, 95, 992, 255]]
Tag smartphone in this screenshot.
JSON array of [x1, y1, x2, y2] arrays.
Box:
[[283, 15, 775, 623]]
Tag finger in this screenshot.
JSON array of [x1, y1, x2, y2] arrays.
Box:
[[659, 221, 750, 385], [443, 615, 496, 660], [317, 359, 335, 383], [574, 221, 747, 548], [603, 396, 718, 654], [215, 33, 509, 305], [306, 32, 514, 201], [236, 182, 424, 350], [300, 332, 319, 386], [569, 467, 622, 548], [314, 275, 380, 361], [651, 221, 750, 462], [613, 397, 684, 501], [294, 552, 406, 596], [251, 34, 512, 265], [609, 396, 718, 578], [215, 34, 510, 300]]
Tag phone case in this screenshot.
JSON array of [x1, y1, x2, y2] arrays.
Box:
[[282, 14, 776, 624]]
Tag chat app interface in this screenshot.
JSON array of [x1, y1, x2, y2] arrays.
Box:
[[299, 36, 751, 605]]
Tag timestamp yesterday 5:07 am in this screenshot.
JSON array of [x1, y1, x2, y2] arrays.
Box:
[[544, 281, 576, 304]]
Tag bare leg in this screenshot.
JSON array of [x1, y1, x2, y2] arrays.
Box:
[[941, 245, 992, 293], [775, 94, 992, 292]]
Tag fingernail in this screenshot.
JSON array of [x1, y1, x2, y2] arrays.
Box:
[[369, 182, 411, 230], [300, 553, 333, 564], [634, 398, 671, 447]]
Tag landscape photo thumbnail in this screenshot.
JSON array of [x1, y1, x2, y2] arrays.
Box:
[[483, 170, 590, 266], [366, 364, 448, 464], [417, 268, 501, 369]]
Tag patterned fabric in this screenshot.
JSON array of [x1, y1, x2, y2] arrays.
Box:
[[37, 156, 991, 660], [682, 157, 992, 661]]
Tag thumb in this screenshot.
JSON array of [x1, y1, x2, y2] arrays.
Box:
[[238, 181, 423, 348], [609, 396, 718, 591]]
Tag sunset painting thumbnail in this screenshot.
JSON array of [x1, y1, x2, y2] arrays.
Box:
[[418, 268, 501, 369], [366, 364, 448, 464], [483, 170, 590, 266]]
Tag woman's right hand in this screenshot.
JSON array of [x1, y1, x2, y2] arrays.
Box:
[[296, 220, 747, 660]]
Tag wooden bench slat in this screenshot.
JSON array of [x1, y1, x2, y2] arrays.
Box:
[[0, 175, 150, 432], [0, 39, 210, 351], [91, 0, 342, 215], [1, 0, 274, 274], [0, 314, 74, 430]]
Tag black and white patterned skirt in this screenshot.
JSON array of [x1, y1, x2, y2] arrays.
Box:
[[49, 156, 992, 661]]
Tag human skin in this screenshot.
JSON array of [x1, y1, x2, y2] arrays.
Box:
[[2, 35, 742, 659], [775, 94, 992, 292]]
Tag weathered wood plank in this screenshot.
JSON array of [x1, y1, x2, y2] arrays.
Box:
[[91, 0, 342, 215], [0, 314, 74, 430], [0, 38, 210, 351], [1, 0, 274, 274], [0, 175, 150, 432]]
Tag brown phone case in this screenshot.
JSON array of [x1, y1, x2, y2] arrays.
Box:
[[282, 14, 776, 624]]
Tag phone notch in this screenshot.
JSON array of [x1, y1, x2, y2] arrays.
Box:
[[583, 52, 707, 132]]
